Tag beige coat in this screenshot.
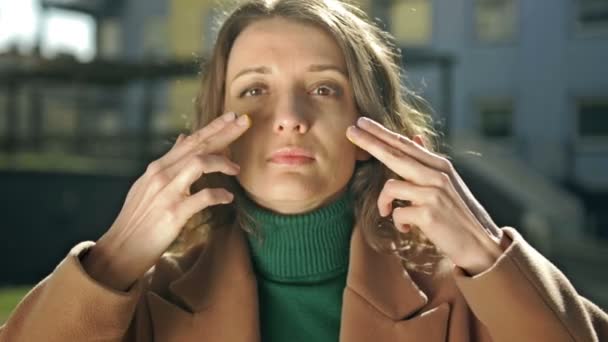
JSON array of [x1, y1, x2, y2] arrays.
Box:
[[1, 225, 607, 341]]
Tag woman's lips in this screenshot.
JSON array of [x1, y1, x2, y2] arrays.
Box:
[[269, 155, 315, 165], [269, 147, 315, 165]]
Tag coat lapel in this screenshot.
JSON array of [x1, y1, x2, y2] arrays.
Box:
[[340, 225, 450, 341], [149, 224, 260, 342], [147, 223, 449, 341], [343, 225, 429, 320]]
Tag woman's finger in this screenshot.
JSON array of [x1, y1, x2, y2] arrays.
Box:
[[391, 205, 420, 233], [355, 117, 452, 173], [377, 179, 445, 217], [153, 112, 239, 170], [201, 114, 251, 153], [164, 113, 251, 170], [166, 154, 240, 195], [347, 125, 445, 188], [177, 187, 234, 220]]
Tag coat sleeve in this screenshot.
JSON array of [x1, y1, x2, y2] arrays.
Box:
[[0, 242, 153, 342], [453, 227, 608, 342]]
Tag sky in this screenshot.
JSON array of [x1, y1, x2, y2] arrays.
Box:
[[0, 0, 95, 61]]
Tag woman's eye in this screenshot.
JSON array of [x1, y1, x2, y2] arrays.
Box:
[[240, 87, 265, 97], [239, 85, 338, 97], [312, 85, 337, 96]]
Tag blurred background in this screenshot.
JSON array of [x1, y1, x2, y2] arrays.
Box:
[[1, 0, 607, 322]]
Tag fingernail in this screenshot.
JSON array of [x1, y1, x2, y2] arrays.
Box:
[[357, 116, 370, 127], [222, 112, 237, 122], [346, 126, 358, 142], [176, 134, 184, 144], [236, 113, 250, 127]]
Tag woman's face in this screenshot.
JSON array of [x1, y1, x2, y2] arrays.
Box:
[[224, 18, 369, 214]]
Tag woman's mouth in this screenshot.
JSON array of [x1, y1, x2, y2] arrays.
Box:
[[269, 147, 316, 165], [269, 155, 315, 165]]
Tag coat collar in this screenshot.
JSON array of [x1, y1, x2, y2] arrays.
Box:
[[168, 223, 258, 313], [345, 225, 429, 320], [166, 222, 428, 321]]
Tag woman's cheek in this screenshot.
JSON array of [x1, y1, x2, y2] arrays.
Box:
[[229, 138, 247, 166], [231, 127, 259, 167]]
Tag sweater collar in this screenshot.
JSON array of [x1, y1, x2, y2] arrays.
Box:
[[241, 190, 354, 282]]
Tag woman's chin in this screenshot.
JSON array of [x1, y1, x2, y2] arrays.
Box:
[[265, 181, 323, 202], [243, 181, 335, 214]]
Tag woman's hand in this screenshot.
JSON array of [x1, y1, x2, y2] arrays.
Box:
[[346, 117, 505, 275], [83, 112, 251, 291]]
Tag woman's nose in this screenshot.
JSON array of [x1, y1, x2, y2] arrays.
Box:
[[272, 93, 309, 134]]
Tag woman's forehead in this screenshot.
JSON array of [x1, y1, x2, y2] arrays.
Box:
[[226, 18, 346, 77]]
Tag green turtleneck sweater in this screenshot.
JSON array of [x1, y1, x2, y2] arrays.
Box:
[[242, 191, 354, 342]]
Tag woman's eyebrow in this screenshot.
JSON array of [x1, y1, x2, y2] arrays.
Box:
[[232, 66, 272, 83], [306, 64, 347, 78], [231, 64, 347, 83]]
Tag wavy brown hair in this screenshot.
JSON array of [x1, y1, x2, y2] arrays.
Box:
[[171, 0, 446, 272]]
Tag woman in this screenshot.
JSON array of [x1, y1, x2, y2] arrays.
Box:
[[1, 0, 607, 341]]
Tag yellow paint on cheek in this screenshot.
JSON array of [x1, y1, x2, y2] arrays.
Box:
[[236, 113, 251, 127]]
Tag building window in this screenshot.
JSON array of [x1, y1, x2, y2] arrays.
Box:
[[390, 0, 432, 46], [576, 0, 608, 34], [477, 99, 513, 138], [473, 0, 517, 43], [578, 100, 608, 138]]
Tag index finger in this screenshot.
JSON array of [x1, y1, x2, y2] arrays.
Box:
[[191, 111, 238, 142], [203, 113, 252, 153], [346, 125, 439, 188], [159, 112, 239, 167], [355, 117, 450, 172]]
